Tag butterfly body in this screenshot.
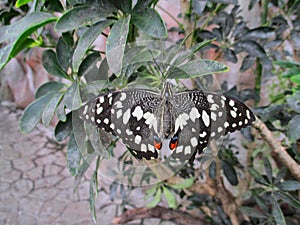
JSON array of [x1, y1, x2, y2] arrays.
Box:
[[79, 83, 255, 162]]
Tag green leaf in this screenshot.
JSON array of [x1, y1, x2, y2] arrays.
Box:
[[274, 60, 300, 68], [272, 201, 286, 225], [74, 152, 97, 190], [67, 133, 81, 176], [15, 0, 33, 7], [106, 16, 131, 75], [248, 168, 269, 185], [55, 5, 116, 32], [163, 186, 177, 209], [274, 167, 287, 184], [78, 52, 101, 78], [64, 81, 81, 110], [56, 37, 74, 71], [35, 81, 67, 99], [146, 187, 162, 208], [287, 115, 300, 142], [168, 60, 228, 79], [0, 12, 57, 71], [281, 68, 300, 78], [73, 20, 113, 72], [263, 157, 273, 183], [238, 207, 267, 219], [277, 180, 300, 191], [42, 92, 64, 126], [222, 160, 238, 186], [290, 75, 300, 84], [169, 177, 194, 189], [276, 191, 300, 209], [42, 50, 68, 79], [144, 185, 158, 200], [55, 113, 72, 142], [132, 8, 167, 38], [19, 92, 58, 133], [286, 93, 300, 113]]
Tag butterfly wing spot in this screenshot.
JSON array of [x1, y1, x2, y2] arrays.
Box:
[[114, 101, 123, 109], [123, 108, 131, 125], [83, 105, 88, 115], [110, 123, 115, 129], [199, 131, 207, 137], [103, 118, 109, 124], [116, 109, 122, 119], [230, 110, 237, 118], [176, 145, 183, 153], [202, 110, 210, 127], [85, 114, 89, 120], [99, 96, 105, 103], [246, 110, 251, 120], [132, 106, 143, 121], [190, 137, 198, 147], [184, 146, 192, 155], [135, 135, 142, 144], [211, 112, 217, 121], [117, 129, 122, 134], [141, 143, 147, 152], [207, 94, 214, 103], [96, 119, 101, 124], [189, 107, 200, 122], [148, 144, 155, 153], [229, 99, 235, 106], [120, 92, 127, 101]]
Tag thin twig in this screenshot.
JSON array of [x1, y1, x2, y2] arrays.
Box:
[[252, 117, 300, 181]]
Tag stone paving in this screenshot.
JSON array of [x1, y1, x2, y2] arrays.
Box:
[[0, 105, 173, 225]]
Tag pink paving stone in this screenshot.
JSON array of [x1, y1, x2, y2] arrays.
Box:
[[35, 176, 63, 189], [0, 159, 12, 174], [0, 181, 10, 193], [13, 156, 35, 171], [1, 144, 21, 160], [40, 198, 67, 217], [55, 186, 79, 201], [11, 179, 34, 198], [56, 176, 74, 189], [36, 147, 52, 156], [77, 180, 90, 200], [35, 154, 58, 166], [58, 201, 91, 223], [6, 213, 37, 225], [0, 169, 21, 182], [23, 166, 43, 180], [44, 164, 63, 177], [19, 197, 45, 216], [30, 187, 60, 200]]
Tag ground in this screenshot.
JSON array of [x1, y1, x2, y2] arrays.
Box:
[[0, 104, 174, 225]]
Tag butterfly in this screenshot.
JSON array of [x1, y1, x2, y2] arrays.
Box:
[[79, 82, 255, 162]]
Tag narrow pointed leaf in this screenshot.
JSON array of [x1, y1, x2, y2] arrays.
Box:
[[272, 201, 286, 225], [238, 207, 267, 218], [0, 12, 57, 70], [55, 113, 72, 142], [42, 92, 64, 126], [263, 157, 273, 183], [106, 16, 131, 74], [146, 188, 162, 208], [287, 115, 300, 142], [73, 20, 113, 72], [132, 8, 167, 38], [169, 177, 194, 189], [163, 186, 177, 209], [277, 180, 300, 191], [42, 49, 68, 79], [55, 5, 116, 32], [67, 133, 81, 176], [19, 92, 58, 133]]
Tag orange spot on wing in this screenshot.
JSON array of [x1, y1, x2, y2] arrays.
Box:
[[154, 140, 162, 150], [169, 140, 178, 150]]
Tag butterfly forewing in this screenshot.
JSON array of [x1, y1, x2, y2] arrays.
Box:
[[79, 90, 162, 160]]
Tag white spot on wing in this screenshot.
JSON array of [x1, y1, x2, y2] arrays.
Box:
[[176, 145, 183, 153], [135, 135, 142, 144], [99, 96, 105, 103], [184, 146, 191, 155], [202, 110, 210, 127], [229, 100, 235, 106], [207, 94, 214, 103], [230, 110, 237, 118], [120, 92, 126, 101], [96, 107, 103, 115], [148, 144, 155, 153], [110, 123, 115, 129], [104, 118, 109, 124], [190, 137, 198, 147], [141, 143, 147, 152], [132, 106, 143, 121], [246, 110, 251, 119], [116, 109, 122, 119], [123, 108, 131, 125], [189, 107, 200, 122], [114, 101, 123, 109], [83, 105, 88, 115]]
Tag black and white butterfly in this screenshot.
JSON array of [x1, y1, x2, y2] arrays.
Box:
[[79, 83, 255, 162]]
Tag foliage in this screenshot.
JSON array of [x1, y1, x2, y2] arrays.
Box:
[[1, 0, 300, 224]]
